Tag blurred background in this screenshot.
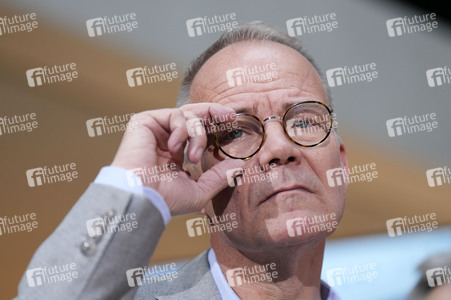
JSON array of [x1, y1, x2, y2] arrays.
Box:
[[1, 0, 450, 299]]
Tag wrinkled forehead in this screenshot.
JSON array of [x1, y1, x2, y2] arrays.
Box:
[[189, 40, 328, 106]]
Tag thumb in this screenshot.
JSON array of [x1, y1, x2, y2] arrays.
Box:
[[196, 159, 246, 203]]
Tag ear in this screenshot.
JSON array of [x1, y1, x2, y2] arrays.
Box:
[[339, 142, 348, 170], [338, 139, 349, 188]]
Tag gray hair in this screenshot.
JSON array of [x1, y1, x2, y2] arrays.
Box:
[[176, 20, 332, 108]]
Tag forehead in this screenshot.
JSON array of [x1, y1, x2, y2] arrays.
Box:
[[189, 40, 328, 112]]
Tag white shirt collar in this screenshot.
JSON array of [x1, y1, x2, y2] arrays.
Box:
[[208, 248, 241, 300]]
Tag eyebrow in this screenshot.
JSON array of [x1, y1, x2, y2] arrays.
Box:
[[233, 101, 300, 115]]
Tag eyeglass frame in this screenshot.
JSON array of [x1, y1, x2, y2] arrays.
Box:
[[213, 100, 334, 160]]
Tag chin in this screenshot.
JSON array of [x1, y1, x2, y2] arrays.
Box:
[[263, 210, 339, 245], [267, 227, 330, 248]]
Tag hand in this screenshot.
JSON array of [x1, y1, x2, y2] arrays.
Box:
[[111, 103, 245, 215]]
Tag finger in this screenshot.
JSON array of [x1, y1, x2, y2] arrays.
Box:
[[180, 102, 237, 127], [183, 110, 207, 163], [181, 103, 237, 162], [194, 159, 246, 207], [166, 109, 190, 158]]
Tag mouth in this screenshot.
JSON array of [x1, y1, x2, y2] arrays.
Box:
[[260, 185, 313, 205]]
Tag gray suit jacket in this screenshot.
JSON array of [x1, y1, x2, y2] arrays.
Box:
[[16, 183, 333, 300]]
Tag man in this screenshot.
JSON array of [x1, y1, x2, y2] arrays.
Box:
[[17, 21, 347, 299]]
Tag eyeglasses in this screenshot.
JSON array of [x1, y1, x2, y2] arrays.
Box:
[[213, 101, 334, 160]]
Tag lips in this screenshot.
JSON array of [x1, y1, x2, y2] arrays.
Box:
[[260, 184, 313, 205]]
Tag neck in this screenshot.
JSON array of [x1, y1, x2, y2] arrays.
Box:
[[212, 237, 326, 300]]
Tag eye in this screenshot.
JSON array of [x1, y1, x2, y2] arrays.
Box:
[[292, 118, 316, 129], [221, 129, 244, 141]]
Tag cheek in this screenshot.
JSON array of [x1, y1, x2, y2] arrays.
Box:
[[307, 140, 343, 184], [305, 138, 346, 212]]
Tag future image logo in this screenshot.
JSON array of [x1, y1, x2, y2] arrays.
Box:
[[326, 163, 378, 187], [386, 13, 438, 37], [126, 263, 178, 287], [186, 214, 238, 237], [126, 64, 178, 87], [426, 267, 451, 287], [26, 163, 78, 187], [26, 63, 78, 87], [426, 167, 451, 187], [326, 263, 378, 287], [26, 263, 78, 287], [286, 13, 338, 36], [426, 67, 451, 87], [86, 113, 137, 137], [226, 164, 277, 187], [386, 113, 438, 137], [286, 213, 338, 237], [86, 13, 138, 37], [386, 213, 438, 237], [226, 263, 278, 287], [226, 63, 278, 87], [186, 13, 238, 37], [326, 63, 378, 87], [0, 13, 38, 36]]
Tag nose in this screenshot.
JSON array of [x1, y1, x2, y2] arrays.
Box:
[[257, 117, 303, 167]]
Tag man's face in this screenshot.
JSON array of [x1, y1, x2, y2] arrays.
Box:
[[190, 41, 347, 251]]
